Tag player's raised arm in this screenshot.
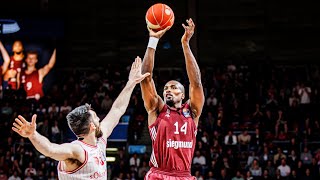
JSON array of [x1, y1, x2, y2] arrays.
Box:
[[39, 48, 56, 81], [181, 18, 205, 125], [100, 57, 150, 140], [12, 114, 85, 162], [0, 40, 10, 74], [140, 27, 170, 119]]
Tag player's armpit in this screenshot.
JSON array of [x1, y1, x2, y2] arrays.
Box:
[[46, 143, 85, 163]]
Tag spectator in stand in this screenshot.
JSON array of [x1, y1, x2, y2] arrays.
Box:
[[260, 147, 273, 168], [275, 110, 288, 138], [277, 158, 291, 178], [24, 162, 36, 177], [59, 100, 72, 114], [238, 129, 251, 152], [231, 170, 244, 180], [224, 130, 237, 146], [300, 147, 312, 165], [101, 94, 113, 113], [298, 82, 311, 115], [249, 159, 262, 177], [274, 148, 286, 165], [129, 153, 141, 168]]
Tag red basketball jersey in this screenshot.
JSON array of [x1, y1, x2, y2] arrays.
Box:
[[148, 103, 197, 172], [9, 56, 25, 72], [21, 70, 44, 99], [8, 56, 25, 90]]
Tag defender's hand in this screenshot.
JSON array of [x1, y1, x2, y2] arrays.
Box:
[[128, 56, 150, 84], [12, 115, 37, 138]]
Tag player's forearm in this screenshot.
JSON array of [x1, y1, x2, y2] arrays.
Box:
[[47, 49, 56, 69], [182, 43, 202, 86], [142, 48, 156, 76], [0, 41, 10, 63], [110, 80, 136, 115], [29, 131, 56, 157]]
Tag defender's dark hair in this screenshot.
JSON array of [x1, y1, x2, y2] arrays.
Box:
[[66, 103, 93, 137]]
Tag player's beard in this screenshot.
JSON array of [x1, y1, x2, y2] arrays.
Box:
[[165, 100, 174, 107], [95, 124, 103, 138]]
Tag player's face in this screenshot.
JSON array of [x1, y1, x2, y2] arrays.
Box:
[[26, 54, 38, 66], [90, 110, 103, 138], [163, 81, 184, 106], [12, 41, 24, 53]]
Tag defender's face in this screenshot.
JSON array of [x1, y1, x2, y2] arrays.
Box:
[[163, 81, 184, 106], [12, 41, 23, 53], [89, 110, 103, 138]]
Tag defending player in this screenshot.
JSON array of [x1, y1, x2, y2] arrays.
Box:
[[12, 57, 150, 179]]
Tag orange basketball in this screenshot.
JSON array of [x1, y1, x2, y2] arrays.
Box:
[[145, 3, 174, 31]]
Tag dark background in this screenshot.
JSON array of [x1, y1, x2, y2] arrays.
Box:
[[1, 0, 320, 67]]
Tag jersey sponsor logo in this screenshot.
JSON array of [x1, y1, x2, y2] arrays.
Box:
[[166, 139, 193, 149], [182, 108, 191, 118], [90, 170, 107, 179], [165, 109, 170, 117]]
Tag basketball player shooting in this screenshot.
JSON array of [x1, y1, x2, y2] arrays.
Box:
[[12, 57, 150, 179], [141, 18, 205, 179]]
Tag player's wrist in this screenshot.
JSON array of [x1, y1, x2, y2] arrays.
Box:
[[28, 131, 37, 139], [148, 37, 159, 50]]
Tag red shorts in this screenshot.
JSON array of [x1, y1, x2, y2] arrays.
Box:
[[145, 168, 195, 180]]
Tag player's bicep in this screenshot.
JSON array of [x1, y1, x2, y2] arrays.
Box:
[[49, 143, 85, 162], [189, 84, 205, 118], [140, 78, 163, 113]]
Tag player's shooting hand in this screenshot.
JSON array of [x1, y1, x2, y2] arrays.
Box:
[[148, 26, 171, 39], [181, 18, 195, 44], [129, 56, 150, 84], [12, 115, 37, 138]]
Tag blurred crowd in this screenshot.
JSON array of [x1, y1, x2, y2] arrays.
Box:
[[1, 53, 320, 179]]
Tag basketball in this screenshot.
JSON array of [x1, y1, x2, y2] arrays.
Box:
[[145, 3, 175, 31]]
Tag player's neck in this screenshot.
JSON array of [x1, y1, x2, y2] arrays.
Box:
[[26, 66, 37, 72], [81, 134, 97, 146], [169, 103, 182, 110], [13, 53, 24, 60]]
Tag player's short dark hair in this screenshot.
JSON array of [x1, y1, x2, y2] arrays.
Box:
[[26, 50, 38, 58], [66, 103, 93, 137]]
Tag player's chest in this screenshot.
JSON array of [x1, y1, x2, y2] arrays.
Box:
[[158, 111, 194, 136], [87, 148, 106, 168]]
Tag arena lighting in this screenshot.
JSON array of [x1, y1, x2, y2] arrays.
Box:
[[106, 157, 116, 162], [106, 148, 118, 152], [0, 19, 20, 34]]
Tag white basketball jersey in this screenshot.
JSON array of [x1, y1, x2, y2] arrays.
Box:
[[58, 137, 107, 180]]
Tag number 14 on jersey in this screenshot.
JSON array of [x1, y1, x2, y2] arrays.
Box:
[[174, 122, 187, 135]]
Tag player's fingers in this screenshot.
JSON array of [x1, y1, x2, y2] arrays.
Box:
[[131, 59, 135, 70], [15, 118, 24, 126], [18, 115, 27, 124], [182, 24, 187, 30], [13, 122, 21, 130], [190, 18, 195, 27], [136, 56, 142, 65], [31, 114, 37, 126], [12, 127, 21, 134], [164, 26, 171, 31], [142, 72, 150, 78]]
